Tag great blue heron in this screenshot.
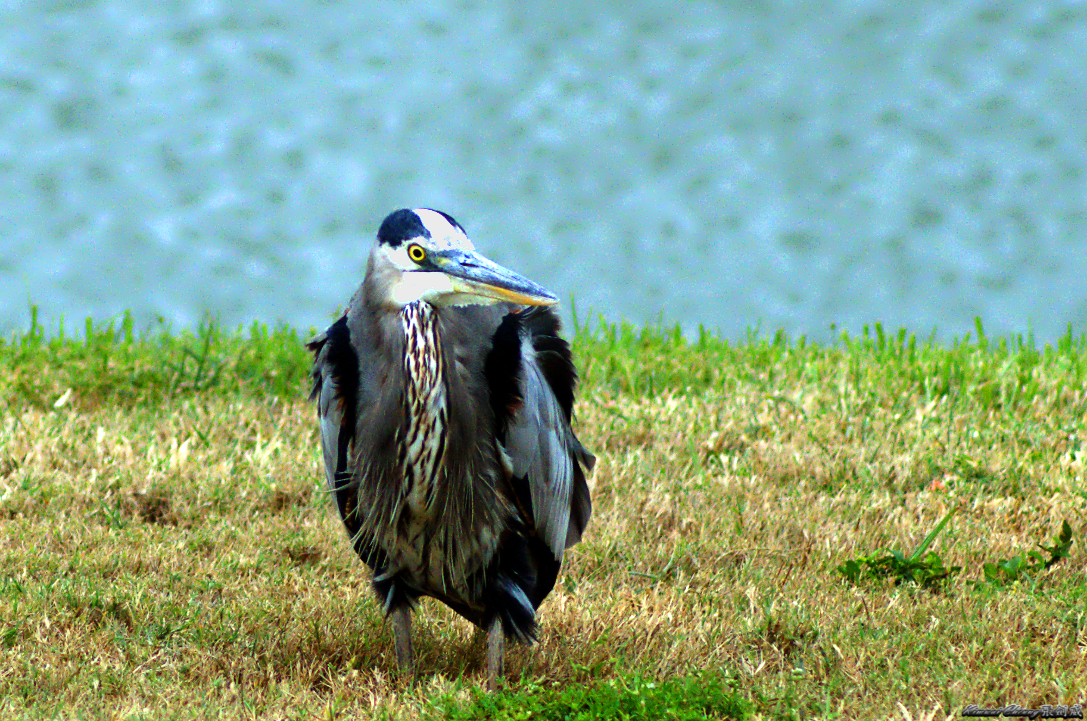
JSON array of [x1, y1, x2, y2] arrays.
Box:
[[307, 208, 593, 689]]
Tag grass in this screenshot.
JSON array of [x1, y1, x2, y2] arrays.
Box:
[[1, 308, 1085, 719], [835, 512, 964, 589]]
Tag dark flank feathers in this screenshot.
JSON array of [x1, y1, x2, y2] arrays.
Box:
[[482, 312, 524, 443], [306, 316, 360, 531]]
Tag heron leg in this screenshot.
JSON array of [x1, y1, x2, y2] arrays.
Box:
[[485, 617, 505, 691], [391, 605, 414, 682]]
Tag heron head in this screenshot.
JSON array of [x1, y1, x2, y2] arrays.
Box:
[[369, 208, 559, 309]]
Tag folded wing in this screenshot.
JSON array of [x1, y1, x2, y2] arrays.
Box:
[[490, 308, 594, 560]]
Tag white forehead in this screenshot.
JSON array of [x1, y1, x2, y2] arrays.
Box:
[[414, 208, 474, 250]]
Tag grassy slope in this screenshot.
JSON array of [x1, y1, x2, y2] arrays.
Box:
[[0, 310, 1085, 719]]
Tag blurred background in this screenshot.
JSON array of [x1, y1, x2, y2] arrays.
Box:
[[1, 0, 1084, 342]]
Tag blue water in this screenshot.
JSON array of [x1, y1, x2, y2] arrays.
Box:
[[2, 0, 1085, 341]]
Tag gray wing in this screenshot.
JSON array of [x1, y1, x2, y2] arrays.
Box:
[[502, 310, 594, 559], [306, 315, 360, 520]]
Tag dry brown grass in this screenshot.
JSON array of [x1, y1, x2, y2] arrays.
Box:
[[2, 331, 1086, 719]]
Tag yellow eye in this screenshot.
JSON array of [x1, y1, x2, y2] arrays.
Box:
[[407, 244, 426, 263]]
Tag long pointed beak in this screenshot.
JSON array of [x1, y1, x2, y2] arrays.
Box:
[[431, 248, 558, 307]]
